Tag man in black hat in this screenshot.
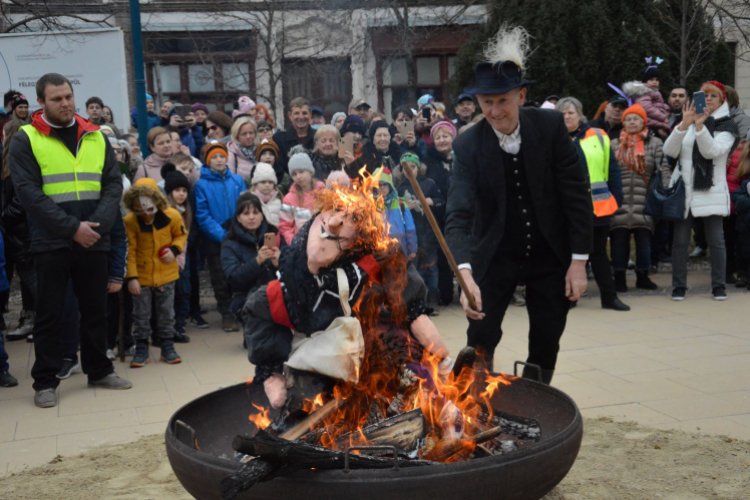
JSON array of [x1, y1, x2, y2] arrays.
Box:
[[587, 94, 628, 139], [444, 27, 592, 385], [453, 94, 476, 128]]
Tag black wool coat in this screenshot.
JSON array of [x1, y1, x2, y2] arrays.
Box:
[[445, 109, 594, 283]]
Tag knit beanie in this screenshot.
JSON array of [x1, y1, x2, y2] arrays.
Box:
[[161, 162, 176, 179], [203, 141, 228, 165], [238, 96, 255, 114], [641, 66, 661, 83], [164, 170, 191, 195], [145, 93, 154, 101], [400, 151, 420, 168], [622, 103, 648, 126], [251, 162, 277, 185], [288, 153, 315, 175], [331, 111, 347, 126], [255, 138, 280, 162], [367, 120, 390, 141], [430, 120, 457, 140], [326, 170, 351, 188], [374, 167, 396, 195], [191, 102, 209, 114], [418, 94, 434, 106], [341, 115, 365, 136], [11, 94, 28, 112], [703, 80, 727, 101]]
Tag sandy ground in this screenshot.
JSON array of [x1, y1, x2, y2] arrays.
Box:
[[1, 417, 748, 500]]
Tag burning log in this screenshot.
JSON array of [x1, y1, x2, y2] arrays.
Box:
[[476, 404, 542, 442], [335, 409, 426, 454], [233, 430, 435, 470], [222, 430, 435, 498], [280, 398, 343, 441], [424, 426, 505, 462]]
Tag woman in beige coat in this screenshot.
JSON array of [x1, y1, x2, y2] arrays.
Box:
[[610, 104, 669, 292]]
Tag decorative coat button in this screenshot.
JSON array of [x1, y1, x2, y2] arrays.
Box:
[[514, 170, 519, 174], [527, 234, 532, 239], [526, 222, 531, 227], [513, 158, 518, 162], [518, 195, 522, 200], [527, 245, 531, 250], [516, 182, 521, 187], [522, 209, 527, 214]]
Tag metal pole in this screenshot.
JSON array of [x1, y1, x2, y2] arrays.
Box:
[[129, 0, 149, 153]]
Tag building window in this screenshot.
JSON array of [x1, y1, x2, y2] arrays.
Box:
[[144, 32, 256, 113], [281, 58, 352, 122], [379, 55, 456, 120]]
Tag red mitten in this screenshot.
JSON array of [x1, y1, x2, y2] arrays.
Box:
[[263, 374, 288, 409]]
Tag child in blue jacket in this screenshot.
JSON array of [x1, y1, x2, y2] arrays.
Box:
[[194, 141, 245, 332], [374, 167, 418, 259], [0, 231, 17, 387]]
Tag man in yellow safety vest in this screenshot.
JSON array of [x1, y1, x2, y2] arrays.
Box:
[[9, 73, 132, 408]]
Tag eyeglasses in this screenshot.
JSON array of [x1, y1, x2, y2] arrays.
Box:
[[207, 125, 219, 132], [258, 127, 271, 133]]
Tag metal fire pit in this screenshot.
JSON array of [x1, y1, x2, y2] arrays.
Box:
[[165, 362, 583, 500]]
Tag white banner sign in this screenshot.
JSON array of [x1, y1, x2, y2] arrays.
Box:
[[0, 28, 129, 131]]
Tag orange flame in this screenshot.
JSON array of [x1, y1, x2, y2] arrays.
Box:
[[248, 402, 272, 430], [247, 179, 517, 462]]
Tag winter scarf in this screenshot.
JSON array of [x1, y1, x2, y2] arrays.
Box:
[[616, 129, 649, 176], [238, 144, 255, 161], [693, 115, 740, 191]]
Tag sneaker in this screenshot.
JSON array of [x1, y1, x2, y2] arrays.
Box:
[[190, 314, 210, 329], [689, 247, 707, 258], [173, 330, 191, 343], [712, 286, 728, 301], [160, 347, 182, 364], [6, 311, 33, 341], [222, 315, 239, 332], [88, 373, 132, 390], [671, 287, 687, 301], [25, 333, 33, 343], [510, 288, 526, 307], [175, 323, 187, 335], [0, 371, 18, 387], [118, 344, 136, 357], [56, 358, 80, 379], [106, 349, 116, 361], [34, 388, 57, 408], [130, 343, 151, 368]]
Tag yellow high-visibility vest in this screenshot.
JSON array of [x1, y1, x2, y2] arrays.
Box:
[[21, 124, 105, 203], [580, 127, 618, 217]]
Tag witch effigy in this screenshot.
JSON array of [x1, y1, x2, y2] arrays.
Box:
[[241, 175, 452, 409]]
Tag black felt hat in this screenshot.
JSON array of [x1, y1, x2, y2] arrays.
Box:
[[463, 61, 533, 95]]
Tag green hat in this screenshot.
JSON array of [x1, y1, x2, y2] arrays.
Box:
[[400, 152, 420, 167]]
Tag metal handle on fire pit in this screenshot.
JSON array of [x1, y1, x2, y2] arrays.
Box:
[[344, 446, 399, 472], [514, 361, 542, 383], [175, 420, 197, 450]]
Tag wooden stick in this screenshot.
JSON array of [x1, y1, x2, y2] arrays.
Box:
[[279, 397, 342, 441], [428, 425, 505, 462], [402, 162, 478, 311]]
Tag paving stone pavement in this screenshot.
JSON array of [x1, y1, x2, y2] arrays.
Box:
[[0, 268, 749, 476]]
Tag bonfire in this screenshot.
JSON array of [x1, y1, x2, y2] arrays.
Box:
[[221, 169, 541, 500]]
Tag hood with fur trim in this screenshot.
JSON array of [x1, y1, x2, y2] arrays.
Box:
[[123, 182, 169, 212], [622, 81, 657, 99]]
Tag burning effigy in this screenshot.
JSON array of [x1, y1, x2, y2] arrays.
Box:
[[218, 172, 542, 498]]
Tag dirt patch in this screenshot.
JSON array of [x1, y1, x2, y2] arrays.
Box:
[[1, 417, 749, 499]]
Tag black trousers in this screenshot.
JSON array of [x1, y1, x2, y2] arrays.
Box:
[[724, 214, 747, 276], [31, 249, 113, 391], [467, 253, 570, 371], [107, 290, 134, 350], [590, 225, 617, 304]]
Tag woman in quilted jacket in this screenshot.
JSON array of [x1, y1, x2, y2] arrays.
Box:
[[610, 104, 670, 292]]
